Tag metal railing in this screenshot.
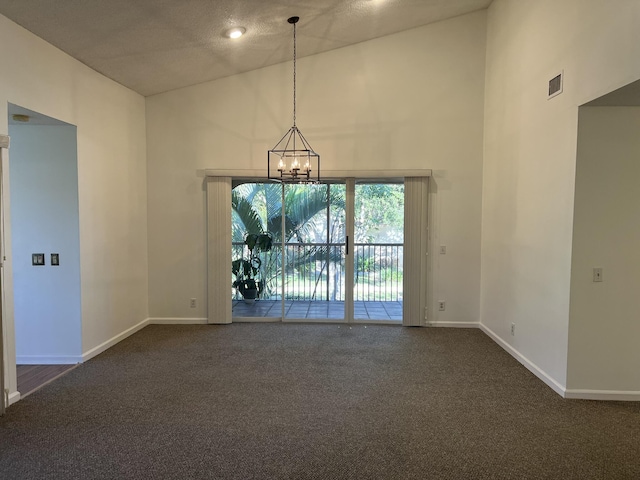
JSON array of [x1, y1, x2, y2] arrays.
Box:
[[354, 243, 403, 301], [232, 242, 403, 302]]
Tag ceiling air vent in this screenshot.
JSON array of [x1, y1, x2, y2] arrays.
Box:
[[548, 71, 563, 99]]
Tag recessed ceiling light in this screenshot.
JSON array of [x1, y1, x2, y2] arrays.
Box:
[[226, 27, 246, 39]]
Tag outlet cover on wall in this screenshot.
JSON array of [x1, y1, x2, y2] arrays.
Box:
[[190, 298, 197, 308], [438, 301, 446, 311]]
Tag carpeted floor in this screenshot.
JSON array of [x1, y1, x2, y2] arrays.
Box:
[[1, 324, 639, 479]]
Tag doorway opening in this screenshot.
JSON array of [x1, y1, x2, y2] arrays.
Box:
[[231, 180, 404, 323], [8, 104, 81, 397]]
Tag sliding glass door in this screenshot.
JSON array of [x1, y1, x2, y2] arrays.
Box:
[[231, 182, 282, 320], [283, 182, 346, 321], [353, 182, 404, 322], [231, 179, 405, 324]]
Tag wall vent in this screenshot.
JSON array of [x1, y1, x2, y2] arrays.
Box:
[[548, 71, 563, 99]]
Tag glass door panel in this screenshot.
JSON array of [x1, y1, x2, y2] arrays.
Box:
[[284, 183, 346, 321], [353, 183, 404, 322], [231, 182, 283, 320], [231, 179, 404, 324]]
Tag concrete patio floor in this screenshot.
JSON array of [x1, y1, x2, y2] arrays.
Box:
[[232, 300, 402, 322]]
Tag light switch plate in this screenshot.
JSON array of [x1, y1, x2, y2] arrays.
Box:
[[593, 267, 603, 282]]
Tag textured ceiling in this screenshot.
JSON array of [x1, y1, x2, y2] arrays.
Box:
[[0, 0, 492, 97]]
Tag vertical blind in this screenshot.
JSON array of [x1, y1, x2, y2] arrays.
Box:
[[206, 176, 232, 324], [403, 177, 429, 327]]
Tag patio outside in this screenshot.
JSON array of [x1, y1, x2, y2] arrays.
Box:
[[232, 182, 404, 322]]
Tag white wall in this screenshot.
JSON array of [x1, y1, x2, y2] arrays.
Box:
[[9, 124, 82, 363], [567, 107, 640, 395], [482, 0, 640, 393], [0, 13, 148, 399], [146, 12, 487, 324]]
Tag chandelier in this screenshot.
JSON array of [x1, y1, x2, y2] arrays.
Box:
[[267, 16, 320, 183]]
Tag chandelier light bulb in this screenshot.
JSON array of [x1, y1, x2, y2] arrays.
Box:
[[226, 27, 246, 39]]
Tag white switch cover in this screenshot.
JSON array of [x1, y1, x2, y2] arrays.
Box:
[[593, 268, 603, 283]]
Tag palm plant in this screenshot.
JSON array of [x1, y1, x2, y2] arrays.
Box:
[[232, 232, 273, 301], [232, 183, 345, 300]]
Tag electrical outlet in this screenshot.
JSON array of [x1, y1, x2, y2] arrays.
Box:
[[439, 245, 447, 255], [190, 298, 197, 308], [511, 323, 515, 336], [438, 301, 446, 311]]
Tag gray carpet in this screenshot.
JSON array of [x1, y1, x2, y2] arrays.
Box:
[[1, 324, 639, 479]]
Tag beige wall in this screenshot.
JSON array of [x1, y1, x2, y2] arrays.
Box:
[[4, 0, 638, 403], [568, 107, 640, 396], [482, 0, 640, 393], [145, 12, 487, 324], [0, 14, 148, 399]]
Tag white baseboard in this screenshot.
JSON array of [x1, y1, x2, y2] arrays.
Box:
[[82, 318, 150, 362], [13, 317, 637, 403], [148, 317, 209, 324], [427, 321, 480, 328], [479, 323, 566, 397], [16, 355, 82, 365], [564, 389, 640, 401], [353, 319, 401, 326], [8, 391, 20, 406], [234, 317, 280, 323]]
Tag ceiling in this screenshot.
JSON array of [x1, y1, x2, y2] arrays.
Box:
[[0, 0, 492, 97]]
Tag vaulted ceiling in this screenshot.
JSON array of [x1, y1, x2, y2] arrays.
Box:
[[0, 0, 492, 96]]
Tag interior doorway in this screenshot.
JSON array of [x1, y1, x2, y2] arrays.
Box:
[[7, 105, 81, 397]]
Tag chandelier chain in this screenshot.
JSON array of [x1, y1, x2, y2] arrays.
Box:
[[268, 16, 319, 184], [292, 20, 297, 127]]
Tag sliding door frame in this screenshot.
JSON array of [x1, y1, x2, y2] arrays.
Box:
[[0, 134, 9, 414], [345, 180, 355, 323], [282, 179, 350, 324], [205, 169, 431, 326]]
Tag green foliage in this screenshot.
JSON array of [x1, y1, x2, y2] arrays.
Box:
[[355, 183, 404, 243], [232, 183, 345, 300], [232, 232, 273, 297], [232, 182, 404, 301]]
